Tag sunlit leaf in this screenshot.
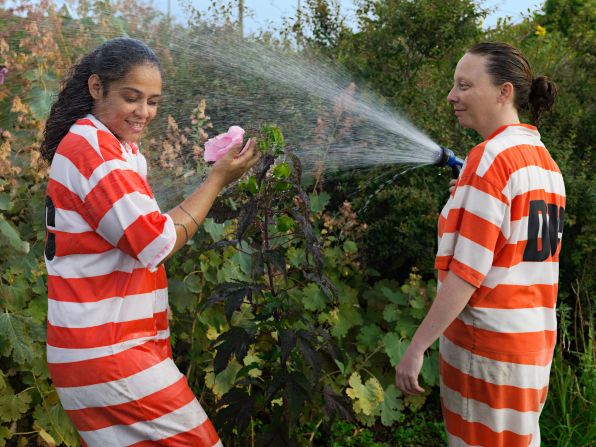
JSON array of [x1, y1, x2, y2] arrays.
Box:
[[345, 372, 384, 416], [272, 162, 291, 179]]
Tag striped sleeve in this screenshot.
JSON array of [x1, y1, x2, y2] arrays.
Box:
[[436, 172, 509, 288], [52, 123, 175, 270]]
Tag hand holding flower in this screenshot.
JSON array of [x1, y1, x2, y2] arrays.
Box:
[[204, 125, 250, 162]]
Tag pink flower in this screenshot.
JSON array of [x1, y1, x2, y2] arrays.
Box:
[[204, 125, 249, 162], [0, 67, 7, 85]]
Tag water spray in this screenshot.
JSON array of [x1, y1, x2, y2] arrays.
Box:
[[435, 146, 464, 179]]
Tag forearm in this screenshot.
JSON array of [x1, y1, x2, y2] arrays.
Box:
[[163, 174, 225, 260], [407, 271, 476, 355]]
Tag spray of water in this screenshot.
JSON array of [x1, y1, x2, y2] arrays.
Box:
[[160, 33, 443, 172], [6, 3, 446, 208]]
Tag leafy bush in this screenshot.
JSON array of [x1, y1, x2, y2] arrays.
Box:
[[0, 1, 593, 446]]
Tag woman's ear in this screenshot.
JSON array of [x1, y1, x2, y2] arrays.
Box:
[[498, 82, 514, 104], [88, 74, 104, 100]]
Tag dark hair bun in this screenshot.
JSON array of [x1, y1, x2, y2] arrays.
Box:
[[529, 76, 557, 122]]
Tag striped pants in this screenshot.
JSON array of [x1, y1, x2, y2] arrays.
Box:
[[440, 336, 551, 447]]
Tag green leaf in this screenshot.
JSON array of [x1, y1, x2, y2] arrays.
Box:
[[381, 286, 408, 305], [168, 278, 195, 312], [0, 387, 31, 423], [0, 312, 33, 364], [211, 361, 242, 398], [272, 162, 291, 179], [286, 246, 305, 267], [0, 194, 11, 211], [380, 384, 404, 426], [203, 218, 226, 242], [345, 372, 384, 416], [0, 425, 12, 446], [276, 215, 294, 232], [239, 176, 259, 195], [22, 69, 39, 81], [410, 295, 426, 310], [382, 303, 401, 322], [421, 350, 440, 387], [274, 181, 292, 192], [28, 87, 55, 120], [231, 249, 252, 276], [356, 324, 383, 351], [383, 332, 409, 367], [343, 240, 358, 253], [0, 216, 29, 253], [309, 191, 330, 213], [302, 283, 327, 311], [184, 272, 202, 294], [331, 304, 363, 339], [33, 400, 79, 447]]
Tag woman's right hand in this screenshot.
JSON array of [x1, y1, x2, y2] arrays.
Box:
[[209, 138, 260, 188], [449, 178, 457, 194]]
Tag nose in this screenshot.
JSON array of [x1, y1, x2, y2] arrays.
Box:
[[447, 86, 457, 104], [135, 101, 149, 119]]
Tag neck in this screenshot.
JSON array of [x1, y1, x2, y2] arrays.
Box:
[[479, 108, 520, 140]]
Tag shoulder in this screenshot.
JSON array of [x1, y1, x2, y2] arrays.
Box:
[[58, 116, 126, 159], [53, 116, 126, 178]]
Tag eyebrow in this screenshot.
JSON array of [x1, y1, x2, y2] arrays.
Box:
[[120, 87, 161, 98]]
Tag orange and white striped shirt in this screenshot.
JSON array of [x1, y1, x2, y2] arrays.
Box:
[[45, 115, 221, 447], [435, 124, 565, 447]]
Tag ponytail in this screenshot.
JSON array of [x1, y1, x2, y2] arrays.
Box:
[[529, 75, 557, 122], [468, 42, 558, 124]]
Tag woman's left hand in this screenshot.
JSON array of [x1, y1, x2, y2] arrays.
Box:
[[395, 348, 425, 395]]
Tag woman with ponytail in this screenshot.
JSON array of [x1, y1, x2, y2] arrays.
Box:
[[41, 37, 259, 447], [395, 42, 565, 447]]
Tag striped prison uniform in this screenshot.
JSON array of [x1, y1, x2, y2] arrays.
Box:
[[435, 124, 565, 447], [44, 115, 222, 447]]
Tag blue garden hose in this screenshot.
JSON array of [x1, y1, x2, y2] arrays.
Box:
[[436, 146, 464, 179]]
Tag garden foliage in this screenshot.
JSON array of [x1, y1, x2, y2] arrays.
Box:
[[0, 0, 593, 446]]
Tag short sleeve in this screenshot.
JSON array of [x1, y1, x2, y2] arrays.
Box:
[[74, 132, 175, 270], [435, 173, 510, 287]]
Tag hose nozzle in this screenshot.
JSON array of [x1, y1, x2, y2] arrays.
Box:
[[436, 146, 464, 179]]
